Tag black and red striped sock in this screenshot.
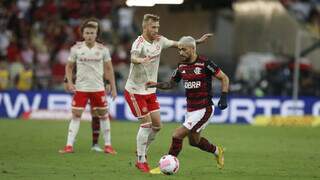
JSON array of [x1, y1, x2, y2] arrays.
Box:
[[91, 116, 100, 145], [168, 137, 183, 157], [197, 137, 216, 154]]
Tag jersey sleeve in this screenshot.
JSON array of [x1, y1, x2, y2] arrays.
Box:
[[206, 60, 221, 76], [103, 47, 111, 62], [130, 37, 144, 55], [67, 46, 77, 63], [171, 68, 182, 83], [160, 36, 174, 49]]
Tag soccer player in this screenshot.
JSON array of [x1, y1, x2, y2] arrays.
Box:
[[59, 19, 117, 154], [146, 36, 229, 174], [124, 14, 212, 172], [61, 18, 115, 153]]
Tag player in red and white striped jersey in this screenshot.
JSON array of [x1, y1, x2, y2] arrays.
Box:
[[146, 36, 229, 173]]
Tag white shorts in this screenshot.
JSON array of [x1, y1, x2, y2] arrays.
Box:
[[183, 106, 214, 133]]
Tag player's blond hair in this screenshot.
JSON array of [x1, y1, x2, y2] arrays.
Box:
[[142, 14, 160, 28], [179, 36, 196, 51]]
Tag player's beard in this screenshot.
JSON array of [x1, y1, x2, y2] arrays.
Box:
[[180, 55, 191, 62]]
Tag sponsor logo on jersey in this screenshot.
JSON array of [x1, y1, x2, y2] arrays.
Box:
[[207, 65, 215, 73], [184, 81, 201, 89], [194, 67, 202, 74]]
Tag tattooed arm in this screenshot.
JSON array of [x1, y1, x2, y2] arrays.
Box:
[[145, 79, 178, 90]]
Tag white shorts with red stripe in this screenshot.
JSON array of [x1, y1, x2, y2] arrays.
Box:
[[183, 106, 214, 133]]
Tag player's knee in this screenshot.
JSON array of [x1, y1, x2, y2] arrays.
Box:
[[72, 109, 82, 118], [152, 125, 162, 132], [172, 131, 183, 139], [188, 139, 199, 147], [97, 108, 107, 117], [91, 110, 99, 117]]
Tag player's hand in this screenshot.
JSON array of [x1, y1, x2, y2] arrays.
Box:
[[145, 81, 157, 90], [218, 92, 228, 110], [63, 83, 68, 92], [105, 84, 111, 94], [197, 33, 213, 43], [67, 83, 76, 93], [140, 56, 151, 64], [110, 88, 117, 101]]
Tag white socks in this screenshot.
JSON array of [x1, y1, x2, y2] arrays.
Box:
[[100, 115, 111, 146], [66, 117, 80, 146], [136, 123, 152, 163]]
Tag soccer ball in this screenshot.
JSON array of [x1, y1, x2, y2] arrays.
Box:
[[159, 155, 179, 175]]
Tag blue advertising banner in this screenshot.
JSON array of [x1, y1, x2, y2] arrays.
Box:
[[0, 90, 319, 124]]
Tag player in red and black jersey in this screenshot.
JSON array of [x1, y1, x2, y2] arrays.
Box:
[[146, 36, 229, 173]]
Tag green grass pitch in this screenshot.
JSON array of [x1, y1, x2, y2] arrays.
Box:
[[0, 119, 319, 180]]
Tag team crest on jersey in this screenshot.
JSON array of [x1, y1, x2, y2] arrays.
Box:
[[181, 70, 186, 74], [194, 67, 202, 74]]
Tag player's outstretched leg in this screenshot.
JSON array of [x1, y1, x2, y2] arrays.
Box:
[[59, 116, 81, 153], [135, 122, 152, 172], [91, 116, 103, 152], [100, 114, 117, 154]]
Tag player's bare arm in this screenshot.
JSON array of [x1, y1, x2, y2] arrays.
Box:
[[145, 79, 178, 90], [215, 70, 229, 110], [65, 62, 76, 92], [171, 33, 213, 48], [131, 51, 151, 64], [104, 61, 117, 100], [215, 70, 229, 93]]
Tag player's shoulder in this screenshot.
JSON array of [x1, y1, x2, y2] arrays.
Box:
[[71, 41, 85, 50], [198, 55, 209, 62], [133, 35, 144, 43], [132, 35, 145, 49], [95, 42, 108, 50], [155, 35, 167, 42]]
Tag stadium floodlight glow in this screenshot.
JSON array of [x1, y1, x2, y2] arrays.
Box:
[[126, 0, 155, 7], [154, 0, 184, 4], [126, 0, 184, 6]]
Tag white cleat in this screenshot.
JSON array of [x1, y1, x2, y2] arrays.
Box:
[[91, 144, 103, 152]]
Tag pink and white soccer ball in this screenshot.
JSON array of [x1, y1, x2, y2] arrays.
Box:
[[159, 155, 179, 175]]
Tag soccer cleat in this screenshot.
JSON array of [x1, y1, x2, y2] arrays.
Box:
[[135, 162, 150, 173], [149, 167, 162, 174], [91, 144, 103, 152], [104, 145, 117, 155], [215, 146, 225, 169], [59, 145, 74, 154]]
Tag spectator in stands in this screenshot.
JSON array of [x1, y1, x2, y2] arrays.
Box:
[[15, 63, 33, 91], [0, 58, 9, 90]]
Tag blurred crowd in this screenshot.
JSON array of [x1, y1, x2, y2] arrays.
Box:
[[0, 0, 135, 91], [232, 52, 320, 97], [230, 0, 320, 97]]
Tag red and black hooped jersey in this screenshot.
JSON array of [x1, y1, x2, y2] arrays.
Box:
[[171, 56, 221, 112]]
